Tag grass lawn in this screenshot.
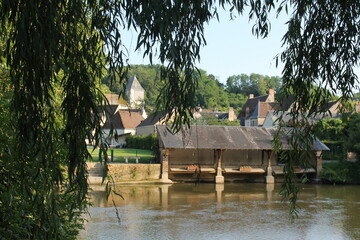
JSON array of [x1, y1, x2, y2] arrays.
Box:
[[87, 147, 157, 163]]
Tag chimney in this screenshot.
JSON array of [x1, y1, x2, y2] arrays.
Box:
[[268, 89, 275, 102], [249, 94, 254, 99], [228, 107, 236, 121]]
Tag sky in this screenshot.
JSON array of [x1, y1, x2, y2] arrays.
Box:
[[122, 8, 359, 88]]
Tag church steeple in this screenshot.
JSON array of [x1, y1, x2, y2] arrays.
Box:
[[125, 76, 145, 107]]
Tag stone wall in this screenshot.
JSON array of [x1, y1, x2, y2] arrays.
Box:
[[108, 163, 161, 182]]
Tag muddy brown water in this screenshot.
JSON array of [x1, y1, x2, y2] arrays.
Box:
[[79, 183, 360, 240]]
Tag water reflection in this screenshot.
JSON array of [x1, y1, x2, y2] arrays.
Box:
[[79, 184, 360, 240]]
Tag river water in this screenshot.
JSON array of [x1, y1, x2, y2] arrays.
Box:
[[78, 183, 360, 240]]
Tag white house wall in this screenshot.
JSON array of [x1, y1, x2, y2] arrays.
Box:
[[102, 128, 136, 145], [262, 115, 275, 127]]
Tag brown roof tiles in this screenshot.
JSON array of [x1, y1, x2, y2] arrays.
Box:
[[118, 109, 144, 129], [102, 108, 144, 130]]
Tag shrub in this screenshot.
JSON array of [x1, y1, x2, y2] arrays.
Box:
[[321, 161, 360, 184], [320, 167, 348, 184], [125, 134, 158, 151], [321, 141, 346, 161]]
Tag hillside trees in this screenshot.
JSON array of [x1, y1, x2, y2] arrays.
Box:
[[103, 65, 241, 111], [226, 73, 282, 96], [194, 70, 230, 110], [103, 65, 281, 113]]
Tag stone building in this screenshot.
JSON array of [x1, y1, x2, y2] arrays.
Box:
[[157, 125, 328, 183]]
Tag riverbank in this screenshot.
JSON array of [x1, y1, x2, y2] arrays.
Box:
[[87, 160, 360, 185]]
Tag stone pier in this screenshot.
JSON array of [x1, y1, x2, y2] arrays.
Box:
[[265, 150, 274, 184], [215, 149, 224, 184]]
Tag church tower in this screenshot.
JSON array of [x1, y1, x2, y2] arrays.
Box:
[[125, 76, 145, 108]]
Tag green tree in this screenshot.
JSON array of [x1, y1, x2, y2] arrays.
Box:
[[192, 114, 240, 126], [345, 113, 360, 158], [314, 119, 345, 142], [226, 73, 282, 96], [227, 92, 247, 112], [314, 119, 346, 160], [195, 70, 230, 110]]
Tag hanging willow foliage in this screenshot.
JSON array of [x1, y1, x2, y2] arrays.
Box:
[[0, 1, 126, 238], [0, 0, 359, 238], [273, 0, 359, 221]]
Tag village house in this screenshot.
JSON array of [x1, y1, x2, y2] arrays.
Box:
[[157, 125, 328, 184], [136, 111, 167, 136], [101, 108, 144, 145], [238, 89, 277, 126], [237, 88, 354, 127], [246, 102, 277, 127], [262, 100, 346, 128], [98, 76, 147, 145]]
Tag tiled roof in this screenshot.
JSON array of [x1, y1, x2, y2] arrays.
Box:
[[102, 105, 118, 115], [102, 108, 144, 130], [102, 105, 123, 129], [239, 93, 296, 123], [157, 125, 329, 151], [325, 101, 341, 114], [118, 109, 144, 129], [276, 95, 295, 111], [257, 102, 277, 118], [137, 111, 166, 127], [105, 94, 127, 105], [126, 76, 144, 91], [238, 95, 269, 120]]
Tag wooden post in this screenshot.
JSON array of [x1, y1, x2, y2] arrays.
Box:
[[215, 149, 224, 184], [265, 150, 275, 184]]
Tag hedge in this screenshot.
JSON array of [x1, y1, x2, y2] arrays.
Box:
[[125, 134, 158, 151]]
